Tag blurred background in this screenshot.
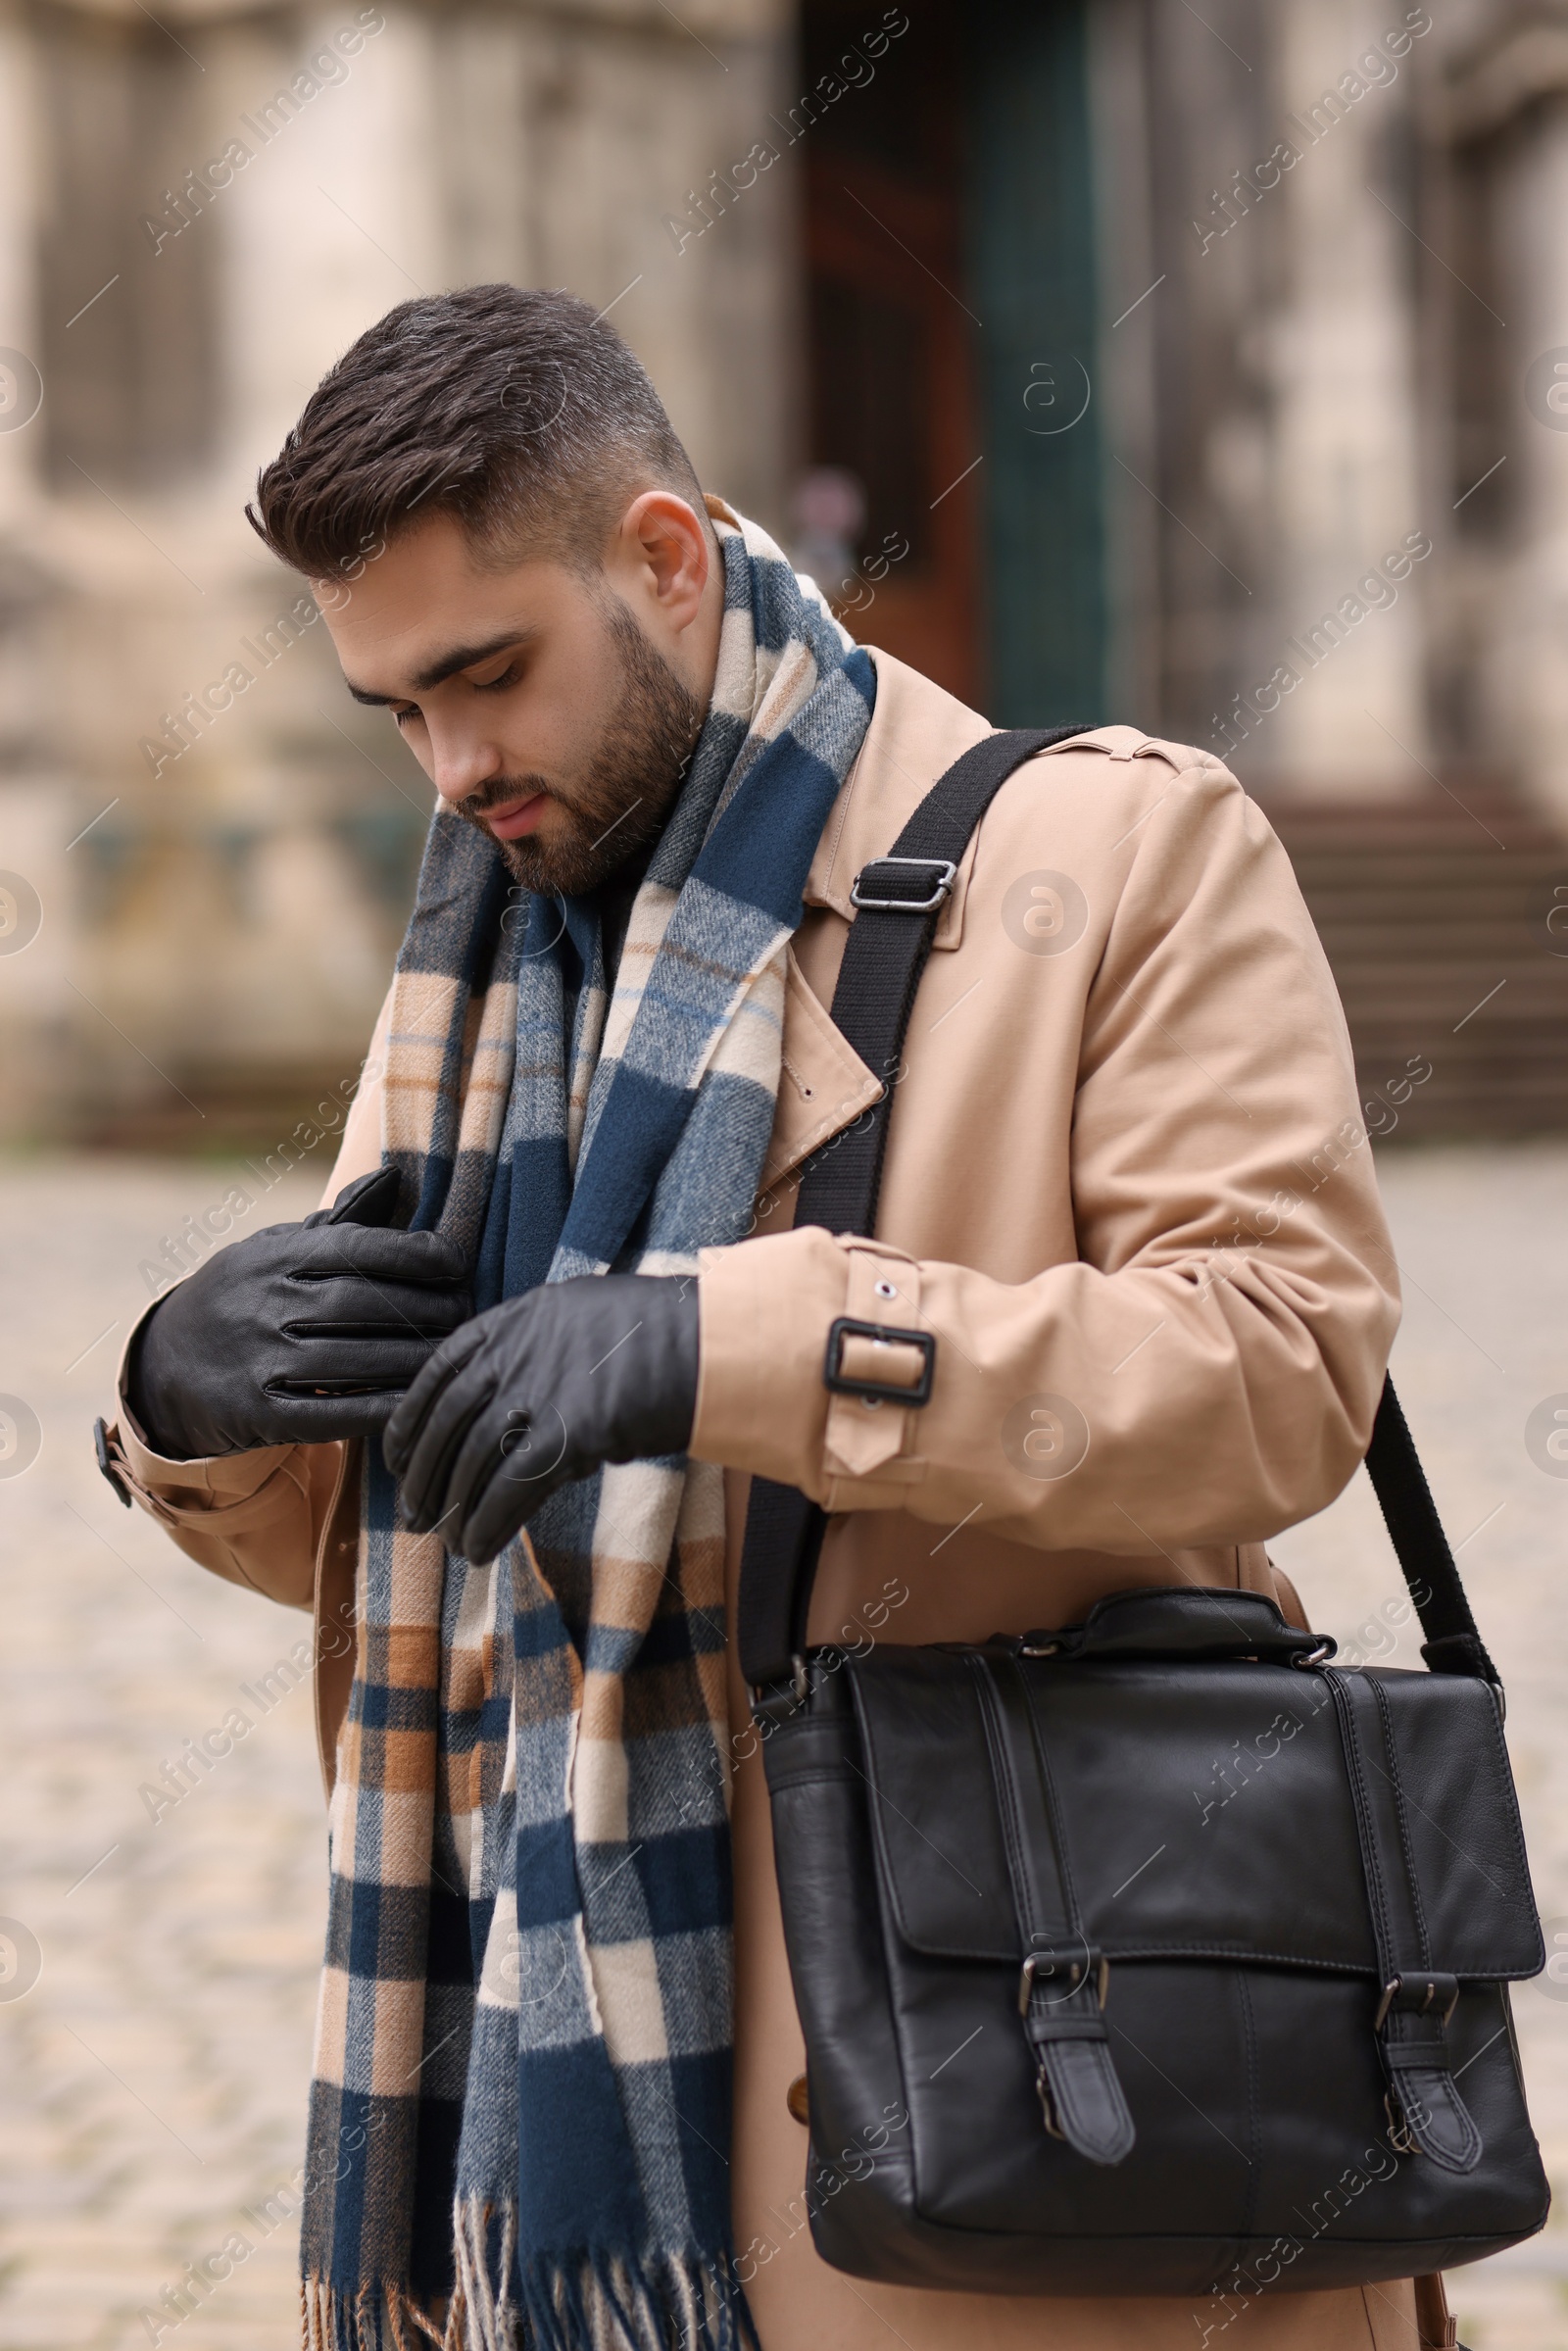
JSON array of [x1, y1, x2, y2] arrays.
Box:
[[3, 0, 1568, 2343], [0, 0, 1566, 1141]]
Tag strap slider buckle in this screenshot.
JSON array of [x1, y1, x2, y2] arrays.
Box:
[[850, 857, 957, 914], [750, 1654, 809, 1726], [823, 1317, 937, 1406]]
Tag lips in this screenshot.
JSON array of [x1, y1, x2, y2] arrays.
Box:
[[482, 790, 549, 841]]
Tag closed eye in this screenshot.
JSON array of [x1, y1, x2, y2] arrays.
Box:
[[388, 657, 521, 725]]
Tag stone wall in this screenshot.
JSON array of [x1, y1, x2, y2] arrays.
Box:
[[1097, 0, 1568, 825], [0, 0, 794, 1143]]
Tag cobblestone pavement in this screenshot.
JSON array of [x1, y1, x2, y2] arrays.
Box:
[[2, 1148, 1567, 2350], [0, 1159, 327, 2351], [1268, 1141, 1568, 2351]]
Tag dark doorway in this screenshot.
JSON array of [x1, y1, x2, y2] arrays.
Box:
[[798, 2, 984, 704], [798, 0, 1108, 726]]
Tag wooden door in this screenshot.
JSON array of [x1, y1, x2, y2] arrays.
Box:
[[801, 2, 984, 705]]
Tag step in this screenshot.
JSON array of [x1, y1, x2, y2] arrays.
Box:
[[1270, 793, 1568, 1139]]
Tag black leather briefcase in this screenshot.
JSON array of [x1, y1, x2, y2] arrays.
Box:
[[738, 731, 1548, 2297]]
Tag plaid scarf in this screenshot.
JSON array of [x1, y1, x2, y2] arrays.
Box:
[[301, 510, 874, 2351]]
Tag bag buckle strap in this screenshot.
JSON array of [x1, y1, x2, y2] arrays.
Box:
[[1327, 1672, 1484, 2177], [1018, 1947, 1109, 2016], [850, 856, 957, 914], [1014, 1945, 1133, 2167], [1374, 1973, 1459, 2033], [1373, 1973, 1481, 2175], [973, 1652, 1135, 2170]]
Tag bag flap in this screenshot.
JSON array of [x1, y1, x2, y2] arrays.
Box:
[[1367, 1665, 1544, 1973], [846, 1649, 1540, 1980]]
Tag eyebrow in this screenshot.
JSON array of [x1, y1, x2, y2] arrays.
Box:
[[343, 625, 537, 706]]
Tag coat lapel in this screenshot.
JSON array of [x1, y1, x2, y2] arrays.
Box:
[[760, 948, 882, 1200], [760, 647, 998, 1198]]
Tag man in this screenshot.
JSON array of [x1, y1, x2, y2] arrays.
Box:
[[99, 285, 1444, 2351]]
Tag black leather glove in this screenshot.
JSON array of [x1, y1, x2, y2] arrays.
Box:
[[382, 1273, 700, 1564], [127, 1167, 471, 1459]]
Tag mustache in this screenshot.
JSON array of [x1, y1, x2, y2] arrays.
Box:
[[463, 775, 554, 816]]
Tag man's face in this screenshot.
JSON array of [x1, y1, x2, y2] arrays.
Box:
[[320, 507, 709, 896]]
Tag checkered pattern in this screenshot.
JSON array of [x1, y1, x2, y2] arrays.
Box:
[[300, 513, 875, 2351]]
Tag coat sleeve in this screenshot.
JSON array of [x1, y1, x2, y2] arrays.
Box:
[[690, 759, 1402, 1552], [99, 991, 392, 1607]]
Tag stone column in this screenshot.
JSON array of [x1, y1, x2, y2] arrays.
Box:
[[1250, 0, 1431, 797], [0, 2, 72, 1135], [1465, 44, 1568, 829]]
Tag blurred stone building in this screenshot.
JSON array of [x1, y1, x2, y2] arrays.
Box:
[[0, 0, 1565, 1146]]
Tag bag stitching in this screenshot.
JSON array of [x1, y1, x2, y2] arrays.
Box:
[[1371, 1674, 1432, 1969]]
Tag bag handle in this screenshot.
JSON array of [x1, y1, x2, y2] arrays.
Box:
[[736, 732, 1500, 1700]]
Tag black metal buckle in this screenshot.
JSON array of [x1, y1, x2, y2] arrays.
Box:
[[822, 1317, 937, 1406], [850, 857, 957, 914], [94, 1416, 132, 1508]]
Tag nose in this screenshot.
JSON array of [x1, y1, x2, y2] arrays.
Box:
[[428, 719, 504, 808]]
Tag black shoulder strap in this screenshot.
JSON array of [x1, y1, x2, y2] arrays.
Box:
[[734, 730, 1499, 1699], [785, 726, 1080, 1235], [1365, 1376, 1498, 1686], [737, 729, 1076, 1689]]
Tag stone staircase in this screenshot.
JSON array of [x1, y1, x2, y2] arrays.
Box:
[[1268, 793, 1568, 1140]]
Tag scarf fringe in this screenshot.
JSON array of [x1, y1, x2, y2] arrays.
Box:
[[449, 2196, 518, 2351], [515, 2241, 760, 2351], [305, 2234, 759, 2351], [303, 2275, 448, 2351]]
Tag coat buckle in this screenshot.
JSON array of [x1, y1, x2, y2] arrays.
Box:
[[823, 1317, 937, 1406]]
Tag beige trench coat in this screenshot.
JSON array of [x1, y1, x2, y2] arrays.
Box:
[[105, 649, 1453, 2350]]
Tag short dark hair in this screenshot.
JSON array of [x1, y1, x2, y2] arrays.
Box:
[[247, 284, 707, 580]]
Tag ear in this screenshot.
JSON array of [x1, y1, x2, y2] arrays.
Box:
[[616, 490, 711, 631]]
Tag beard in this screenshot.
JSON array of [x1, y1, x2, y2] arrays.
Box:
[[458, 594, 706, 897]]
